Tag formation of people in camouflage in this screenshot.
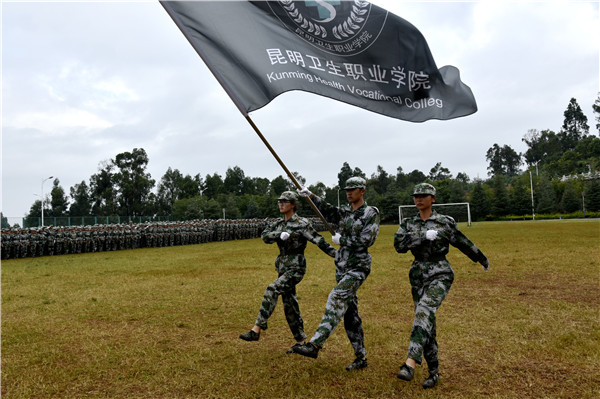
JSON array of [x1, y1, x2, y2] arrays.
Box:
[[1, 218, 328, 260], [239, 191, 336, 352], [394, 183, 489, 389], [292, 177, 381, 372]]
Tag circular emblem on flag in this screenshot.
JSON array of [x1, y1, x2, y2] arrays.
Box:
[[266, 0, 388, 56]]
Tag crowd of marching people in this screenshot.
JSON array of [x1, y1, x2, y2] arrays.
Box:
[[0, 218, 328, 260]]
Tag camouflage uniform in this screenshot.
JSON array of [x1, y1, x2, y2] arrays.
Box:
[[394, 209, 488, 373], [307, 183, 380, 359], [257, 206, 336, 343]]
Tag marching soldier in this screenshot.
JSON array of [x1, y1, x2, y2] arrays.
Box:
[[293, 177, 380, 371], [394, 183, 489, 389], [239, 191, 337, 353]]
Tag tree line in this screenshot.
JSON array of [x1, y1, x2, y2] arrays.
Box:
[[7, 96, 600, 228]]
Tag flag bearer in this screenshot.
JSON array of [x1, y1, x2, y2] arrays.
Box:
[[239, 191, 336, 353], [293, 177, 380, 371], [394, 183, 489, 389]]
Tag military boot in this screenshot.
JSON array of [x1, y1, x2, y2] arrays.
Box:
[[346, 357, 368, 371], [423, 371, 440, 389], [286, 343, 303, 354], [397, 364, 415, 381], [292, 342, 320, 358], [239, 330, 260, 341]]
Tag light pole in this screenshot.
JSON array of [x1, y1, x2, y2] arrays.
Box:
[[529, 171, 535, 221], [41, 176, 53, 227]]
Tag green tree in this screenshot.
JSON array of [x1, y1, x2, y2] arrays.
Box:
[[219, 194, 241, 219], [509, 178, 531, 216], [223, 166, 246, 195], [370, 165, 392, 195], [49, 178, 69, 217], [469, 181, 490, 221], [395, 166, 409, 190], [270, 175, 289, 196], [250, 177, 270, 195], [585, 179, 600, 212], [69, 181, 91, 216], [491, 175, 509, 216], [112, 148, 156, 216], [407, 169, 427, 185], [560, 182, 581, 213], [428, 162, 452, 181], [155, 168, 201, 215], [205, 198, 222, 219], [486, 144, 522, 177], [90, 160, 118, 216], [243, 198, 261, 218], [204, 173, 224, 198], [26, 200, 43, 220], [559, 97, 590, 150], [523, 129, 563, 175], [535, 176, 557, 214], [156, 167, 182, 214]]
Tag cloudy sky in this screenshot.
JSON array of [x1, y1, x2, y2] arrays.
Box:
[[2, 0, 599, 220]]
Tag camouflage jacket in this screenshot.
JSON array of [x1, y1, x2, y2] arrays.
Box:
[[262, 213, 336, 264], [312, 196, 380, 272], [394, 211, 486, 264]]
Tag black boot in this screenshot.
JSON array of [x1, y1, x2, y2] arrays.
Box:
[[239, 330, 260, 341], [397, 364, 415, 381], [346, 357, 368, 371], [286, 343, 303, 354], [422, 372, 440, 389], [293, 342, 320, 358]]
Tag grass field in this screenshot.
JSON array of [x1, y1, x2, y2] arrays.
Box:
[[2, 220, 599, 398]]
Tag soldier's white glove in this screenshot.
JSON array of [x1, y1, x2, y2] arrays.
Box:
[[425, 230, 438, 241], [280, 232, 290, 241], [298, 187, 312, 198], [332, 232, 341, 245]]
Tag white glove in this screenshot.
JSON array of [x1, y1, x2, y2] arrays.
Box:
[[332, 232, 341, 245], [280, 232, 290, 241], [425, 230, 438, 241], [298, 187, 313, 198]]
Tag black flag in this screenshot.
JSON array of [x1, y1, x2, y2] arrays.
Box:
[[162, 0, 477, 122]]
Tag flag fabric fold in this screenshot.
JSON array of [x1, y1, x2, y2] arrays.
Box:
[[161, 0, 477, 123]]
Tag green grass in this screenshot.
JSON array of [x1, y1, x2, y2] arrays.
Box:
[[2, 220, 599, 398]]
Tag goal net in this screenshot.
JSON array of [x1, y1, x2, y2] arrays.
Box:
[[398, 202, 471, 226]]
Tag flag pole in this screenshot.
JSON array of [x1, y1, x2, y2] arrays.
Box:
[[244, 115, 335, 235]]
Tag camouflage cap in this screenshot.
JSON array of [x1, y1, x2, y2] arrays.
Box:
[[411, 183, 436, 196], [278, 191, 298, 203], [343, 176, 366, 190]]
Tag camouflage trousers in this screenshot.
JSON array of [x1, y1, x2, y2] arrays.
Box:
[[407, 271, 453, 371], [254, 268, 306, 343], [310, 268, 369, 359]]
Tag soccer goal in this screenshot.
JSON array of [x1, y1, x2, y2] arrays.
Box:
[[398, 202, 471, 226]]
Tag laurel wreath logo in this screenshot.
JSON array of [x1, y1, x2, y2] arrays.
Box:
[[280, 0, 370, 40]]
